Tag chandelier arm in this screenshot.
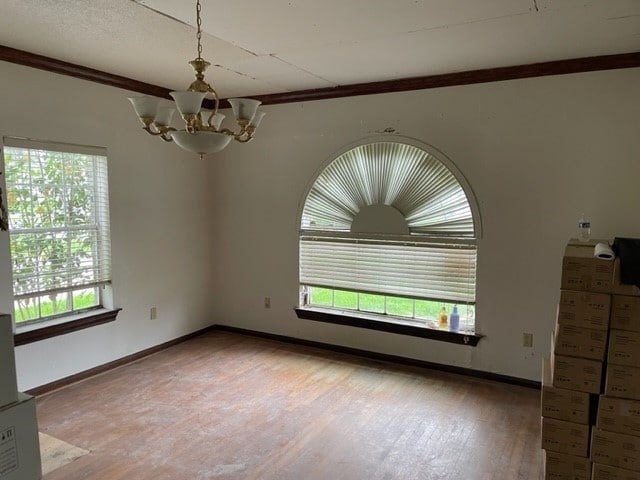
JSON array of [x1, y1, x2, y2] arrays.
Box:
[[234, 134, 254, 144], [143, 125, 164, 136], [209, 86, 220, 115], [143, 125, 176, 138], [160, 128, 176, 142], [218, 128, 237, 136], [204, 85, 220, 126]]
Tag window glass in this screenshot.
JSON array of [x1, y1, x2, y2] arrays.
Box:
[[3, 139, 112, 325]]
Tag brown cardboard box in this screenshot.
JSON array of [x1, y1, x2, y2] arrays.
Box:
[[597, 396, 640, 437], [608, 330, 640, 367], [592, 463, 640, 480], [591, 429, 640, 472], [542, 417, 590, 457], [551, 349, 603, 394], [555, 324, 608, 361], [543, 357, 591, 424], [558, 290, 611, 330], [544, 450, 592, 480], [562, 244, 615, 293], [612, 259, 640, 297], [605, 365, 640, 401], [611, 296, 640, 333]]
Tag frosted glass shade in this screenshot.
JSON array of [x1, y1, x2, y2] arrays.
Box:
[[170, 91, 206, 116], [228, 98, 261, 121], [128, 96, 159, 118], [211, 113, 226, 130], [201, 109, 213, 126], [200, 111, 225, 130], [249, 111, 266, 128], [170, 131, 232, 154], [154, 107, 175, 127]]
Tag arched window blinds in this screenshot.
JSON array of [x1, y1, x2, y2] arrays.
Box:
[[301, 142, 475, 237], [299, 141, 477, 305]]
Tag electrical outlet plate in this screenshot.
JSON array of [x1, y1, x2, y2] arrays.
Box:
[[264, 297, 271, 309], [522, 332, 533, 348], [150, 306, 157, 320]]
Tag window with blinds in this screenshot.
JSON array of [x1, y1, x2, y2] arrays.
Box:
[[299, 140, 479, 332], [2, 137, 112, 324]]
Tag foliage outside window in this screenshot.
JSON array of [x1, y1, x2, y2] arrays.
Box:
[[304, 287, 475, 333], [2, 138, 112, 325], [299, 140, 478, 334]]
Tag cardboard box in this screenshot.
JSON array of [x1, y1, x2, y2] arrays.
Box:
[[597, 396, 640, 437], [551, 349, 603, 394], [555, 324, 608, 361], [543, 357, 591, 424], [605, 365, 640, 401], [611, 296, 640, 333], [0, 393, 42, 480], [558, 290, 611, 330], [612, 259, 640, 297], [544, 450, 592, 480], [542, 417, 591, 457], [592, 463, 640, 480], [562, 244, 615, 293], [0, 314, 18, 408], [591, 429, 640, 472], [608, 330, 640, 367]]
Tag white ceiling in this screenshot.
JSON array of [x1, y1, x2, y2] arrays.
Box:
[[1, 0, 638, 98]]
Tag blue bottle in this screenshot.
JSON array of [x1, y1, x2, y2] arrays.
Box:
[[449, 305, 460, 332]]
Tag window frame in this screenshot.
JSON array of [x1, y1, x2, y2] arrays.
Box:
[[1, 137, 118, 338], [297, 135, 482, 343]]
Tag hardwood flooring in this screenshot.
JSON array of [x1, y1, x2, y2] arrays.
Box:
[[36, 330, 542, 479]]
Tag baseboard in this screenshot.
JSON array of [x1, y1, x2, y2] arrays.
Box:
[[26, 322, 541, 396], [213, 324, 542, 389], [25, 325, 218, 397]]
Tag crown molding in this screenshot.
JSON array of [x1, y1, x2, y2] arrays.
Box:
[[2, 45, 639, 106], [255, 51, 640, 105]]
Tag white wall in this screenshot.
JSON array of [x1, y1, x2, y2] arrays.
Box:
[[0, 61, 214, 390], [2, 61, 638, 389], [208, 68, 640, 381]]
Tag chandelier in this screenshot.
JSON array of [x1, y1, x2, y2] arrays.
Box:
[[128, 0, 265, 158]]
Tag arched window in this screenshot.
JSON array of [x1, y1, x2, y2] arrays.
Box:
[[298, 139, 480, 334]]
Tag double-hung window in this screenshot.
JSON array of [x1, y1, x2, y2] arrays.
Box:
[[298, 140, 479, 336], [2, 138, 112, 326]]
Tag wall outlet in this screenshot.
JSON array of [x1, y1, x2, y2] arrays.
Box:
[[522, 332, 533, 348], [264, 297, 271, 309], [150, 306, 157, 320]]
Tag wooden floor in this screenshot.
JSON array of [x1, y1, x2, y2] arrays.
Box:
[[36, 330, 543, 480]]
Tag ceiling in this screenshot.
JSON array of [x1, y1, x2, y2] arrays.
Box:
[[1, 0, 639, 99]]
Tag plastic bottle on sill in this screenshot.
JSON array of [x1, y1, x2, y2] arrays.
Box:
[[449, 305, 460, 332], [578, 214, 591, 243], [438, 306, 448, 329]]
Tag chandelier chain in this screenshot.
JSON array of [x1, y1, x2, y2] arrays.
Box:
[[196, 0, 203, 60]]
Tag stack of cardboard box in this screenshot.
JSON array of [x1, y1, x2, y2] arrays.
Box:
[[0, 313, 41, 479], [542, 241, 640, 480]]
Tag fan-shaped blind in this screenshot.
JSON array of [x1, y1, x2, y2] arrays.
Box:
[[299, 141, 477, 305], [301, 142, 474, 237]]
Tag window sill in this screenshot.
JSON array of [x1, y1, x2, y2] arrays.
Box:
[[295, 307, 483, 346], [14, 308, 122, 346]]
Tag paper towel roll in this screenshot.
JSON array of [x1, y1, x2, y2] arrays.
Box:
[[594, 242, 615, 260]]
